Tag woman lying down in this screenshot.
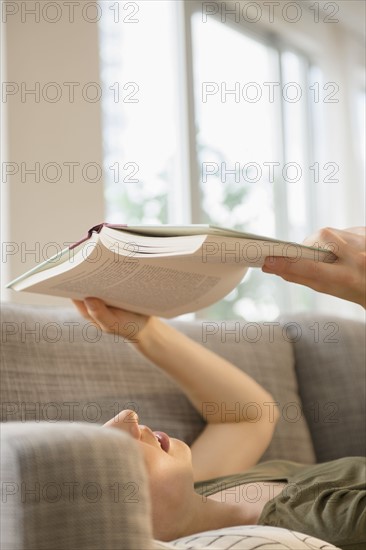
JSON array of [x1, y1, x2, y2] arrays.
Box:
[[73, 298, 365, 550]]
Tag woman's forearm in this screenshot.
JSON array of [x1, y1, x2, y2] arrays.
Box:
[[73, 298, 279, 424], [137, 317, 278, 423]]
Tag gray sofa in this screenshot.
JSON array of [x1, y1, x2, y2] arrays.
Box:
[[1, 303, 365, 549]]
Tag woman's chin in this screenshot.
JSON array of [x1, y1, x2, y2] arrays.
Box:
[[169, 437, 192, 460]]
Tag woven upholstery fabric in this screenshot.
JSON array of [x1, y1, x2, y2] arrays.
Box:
[[1, 303, 315, 464], [154, 526, 340, 549], [0, 421, 154, 550], [283, 314, 366, 462]]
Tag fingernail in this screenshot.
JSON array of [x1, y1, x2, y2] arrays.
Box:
[[85, 297, 98, 310], [263, 257, 278, 270]]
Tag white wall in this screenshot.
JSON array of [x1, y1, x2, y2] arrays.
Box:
[[1, 3, 105, 305]]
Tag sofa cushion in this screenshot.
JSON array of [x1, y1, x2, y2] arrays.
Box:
[[1, 303, 315, 464], [283, 314, 366, 461]]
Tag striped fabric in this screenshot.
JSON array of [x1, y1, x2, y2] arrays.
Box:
[[154, 526, 340, 549]]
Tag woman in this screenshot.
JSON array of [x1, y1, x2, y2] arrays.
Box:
[[73, 295, 365, 549]]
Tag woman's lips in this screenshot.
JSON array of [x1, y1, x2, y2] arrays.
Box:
[[153, 431, 170, 453]]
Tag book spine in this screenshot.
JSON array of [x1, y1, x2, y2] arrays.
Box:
[[69, 223, 127, 249]]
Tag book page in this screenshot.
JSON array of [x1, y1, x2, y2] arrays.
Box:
[[102, 225, 336, 262], [15, 244, 248, 317], [199, 235, 331, 264], [100, 226, 208, 255], [6, 233, 100, 289]]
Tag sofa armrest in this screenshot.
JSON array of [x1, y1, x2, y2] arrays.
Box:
[[1, 421, 154, 550]]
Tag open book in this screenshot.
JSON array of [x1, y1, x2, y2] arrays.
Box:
[[6, 223, 337, 317]]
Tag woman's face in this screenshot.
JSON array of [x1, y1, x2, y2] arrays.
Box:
[[103, 408, 192, 468], [103, 409, 194, 539]]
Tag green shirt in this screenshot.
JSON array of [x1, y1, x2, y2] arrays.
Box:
[[194, 457, 366, 550]]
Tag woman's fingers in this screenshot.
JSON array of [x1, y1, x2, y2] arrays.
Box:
[[72, 298, 100, 327], [262, 256, 346, 299], [71, 298, 151, 340], [343, 226, 366, 237], [302, 227, 365, 259], [262, 226, 366, 306], [262, 255, 338, 281], [84, 297, 121, 334], [72, 297, 115, 332]]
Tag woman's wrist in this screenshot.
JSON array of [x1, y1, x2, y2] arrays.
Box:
[[134, 315, 165, 350]]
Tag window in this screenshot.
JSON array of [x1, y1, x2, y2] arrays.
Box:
[[99, 1, 179, 225], [98, 1, 364, 320]]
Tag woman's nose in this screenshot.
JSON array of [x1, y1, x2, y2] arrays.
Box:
[[103, 409, 141, 439]]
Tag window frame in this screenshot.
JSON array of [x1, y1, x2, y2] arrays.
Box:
[[178, 0, 320, 313], [178, 0, 318, 233]]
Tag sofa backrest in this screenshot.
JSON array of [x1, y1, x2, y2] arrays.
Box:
[[1, 303, 318, 465], [5, 303, 365, 464]]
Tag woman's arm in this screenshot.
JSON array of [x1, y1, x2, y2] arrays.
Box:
[[136, 315, 277, 425], [138, 315, 280, 480], [73, 298, 280, 479]]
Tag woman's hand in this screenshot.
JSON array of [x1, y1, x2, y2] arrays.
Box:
[[262, 227, 366, 307], [72, 298, 152, 342]]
